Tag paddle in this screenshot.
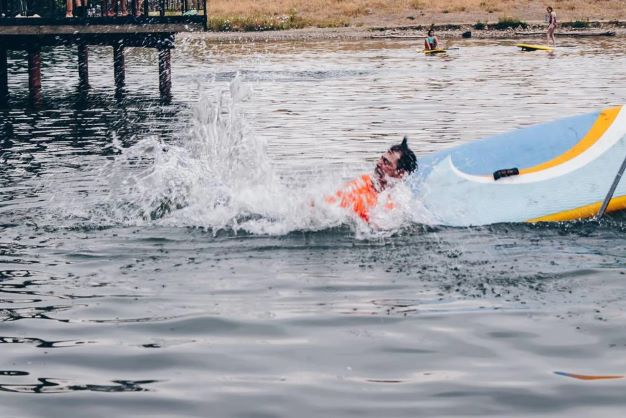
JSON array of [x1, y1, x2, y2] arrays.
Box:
[[595, 151, 626, 220]]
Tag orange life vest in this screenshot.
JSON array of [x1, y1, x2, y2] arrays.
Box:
[[325, 174, 394, 222]]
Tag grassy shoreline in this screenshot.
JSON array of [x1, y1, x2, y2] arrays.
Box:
[[205, 0, 626, 32]]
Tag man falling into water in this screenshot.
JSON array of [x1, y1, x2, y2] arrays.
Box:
[[325, 137, 418, 222]]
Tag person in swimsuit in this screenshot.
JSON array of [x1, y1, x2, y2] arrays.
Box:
[[325, 137, 418, 222], [424, 29, 440, 51], [546, 6, 557, 47]]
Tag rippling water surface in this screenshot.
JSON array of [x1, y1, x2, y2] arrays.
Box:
[[1, 36, 626, 417]]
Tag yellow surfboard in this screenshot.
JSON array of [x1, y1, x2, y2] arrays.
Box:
[[516, 43, 554, 52]]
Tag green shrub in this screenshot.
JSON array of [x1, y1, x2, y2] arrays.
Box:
[[207, 8, 352, 32], [208, 12, 310, 32], [473, 21, 486, 30], [493, 16, 528, 30], [570, 20, 589, 29]]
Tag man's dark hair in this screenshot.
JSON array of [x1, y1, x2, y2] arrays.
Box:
[[390, 136, 418, 174]]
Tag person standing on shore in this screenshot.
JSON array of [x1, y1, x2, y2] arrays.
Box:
[[546, 6, 557, 46]]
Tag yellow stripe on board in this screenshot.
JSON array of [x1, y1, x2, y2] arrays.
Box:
[[520, 106, 622, 175], [527, 195, 626, 223]]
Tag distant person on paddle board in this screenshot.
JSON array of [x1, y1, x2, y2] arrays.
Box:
[[546, 6, 557, 46], [325, 137, 417, 222], [424, 29, 440, 51]]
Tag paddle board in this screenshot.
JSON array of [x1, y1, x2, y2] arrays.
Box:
[[408, 106, 626, 226], [423, 49, 447, 55], [516, 43, 554, 51]]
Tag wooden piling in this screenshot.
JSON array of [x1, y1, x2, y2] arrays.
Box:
[[0, 1, 206, 103], [78, 43, 89, 89], [158, 46, 172, 100], [27, 46, 42, 107], [0, 48, 7, 103], [113, 43, 125, 91]]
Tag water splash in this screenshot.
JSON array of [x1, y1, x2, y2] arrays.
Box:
[[58, 76, 431, 236]]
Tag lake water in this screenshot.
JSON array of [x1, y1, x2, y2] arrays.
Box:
[[1, 36, 626, 417]]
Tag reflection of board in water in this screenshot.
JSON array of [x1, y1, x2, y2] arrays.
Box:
[[409, 106, 626, 226], [515, 43, 554, 51]]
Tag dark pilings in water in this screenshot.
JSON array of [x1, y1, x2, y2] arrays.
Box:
[[113, 43, 125, 91], [158, 46, 171, 101], [27, 45, 42, 107], [78, 43, 89, 89], [0, 1, 206, 105], [0, 48, 7, 104]]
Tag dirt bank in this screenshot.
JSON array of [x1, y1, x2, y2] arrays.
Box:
[[183, 21, 626, 43], [205, 0, 626, 29]]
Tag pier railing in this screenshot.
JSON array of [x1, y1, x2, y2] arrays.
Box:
[[0, 0, 207, 27]]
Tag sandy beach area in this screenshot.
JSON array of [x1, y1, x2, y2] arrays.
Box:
[[198, 0, 626, 40]]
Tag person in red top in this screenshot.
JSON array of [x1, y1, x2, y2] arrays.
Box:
[[326, 137, 417, 222]]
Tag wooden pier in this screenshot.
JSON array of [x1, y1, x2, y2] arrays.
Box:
[[0, 0, 207, 105]]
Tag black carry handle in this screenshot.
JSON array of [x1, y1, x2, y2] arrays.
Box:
[[493, 167, 519, 181]]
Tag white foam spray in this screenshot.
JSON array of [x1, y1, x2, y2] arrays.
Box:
[[59, 76, 434, 236]]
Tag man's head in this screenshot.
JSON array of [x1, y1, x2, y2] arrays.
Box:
[[375, 137, 417, 188], [428, 29, 434, 36], [547, 6, 553, 12]]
